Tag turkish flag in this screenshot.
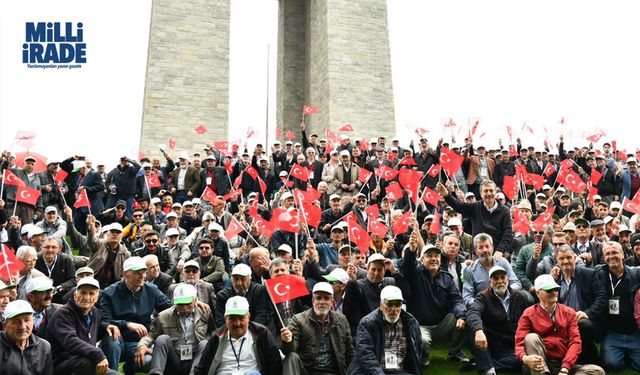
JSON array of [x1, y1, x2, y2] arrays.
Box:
[[195, 124, 207, 134], [359, 138, 369, 152], [398, 157, 417, 166], [214, 141, 229, 151], [445, 118, 457, 128], [145, 175, 162, 188], [558, 169, 587, 193], [346, 216, 370, 254], [2, 169, 25, 186], [426, 164, 441, 178], [301, 202, 322, 227], [385, 183, 403, 202], [588, 185, 599, 203], [439, 147, 464, 177], [509, 144, 518, 157], [502, 176, 518, 201], [292, 189, 306, 208], [14, 130, 37, 148], [415, 127, 429, 137], [222, 189, 242, 201], [244, 166, 259, 180], [290, 164, 309, 182], [266, 274, 309, 304], [515, 165, 528, 181], [585, 132, 604, 143], [132, 199, 141, 209], [286, 131, 295, 140], [380, 164, 399, 181], [559, 159, 575, 170], [73, 189, 91, 209], [246, 127, 258, 139], [0, 244, 25, 280], [324, 142, 334, 156], [365, 204, 380, 221], [368, 219, 389, 238], [532, 206, 555, 232], [421, 187, 442, 207], [543, 163, 556, 177], [392, 211, 412, 236], [359, 168, 373, 184], [252, 215, 274, 237], [305, 186, 321, 202], [470, 120, 480, 137], [611, 140, 617, 153], [399, 169, 421, 204], [325, 129, 339, 143], [506, 125, 513, 141], [272, 208, 300, 233], [429, 210, 441, 235], [201, 186, 217, 202], [338, 124, 354, 132], [168, 139, 176, 149], [224, 217, 245, 240], [303, 105, 318, 115], [622, 197, 640, 215], [523, 173, 544, 190], [590, 169, 603, 186], [15, 185, 40, 206], [276, 128, 282, 139], [258, 177, 267, 195], [512, 207, 531, 235], [224, 162, 233, 175], [54, 170, 68, 186]]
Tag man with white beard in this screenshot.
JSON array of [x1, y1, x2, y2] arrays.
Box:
[[280, 282, 355, 374], [347, 286, 423, 374]]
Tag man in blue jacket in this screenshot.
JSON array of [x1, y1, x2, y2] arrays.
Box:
[[100, 256, 172, 374]]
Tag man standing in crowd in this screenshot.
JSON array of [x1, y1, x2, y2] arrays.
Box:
[[106, 156, 141, 216]]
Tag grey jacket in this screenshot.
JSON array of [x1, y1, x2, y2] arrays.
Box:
[[0, 332, 52, 375], [137, 305, 215, 349], [86, 228, 130, 283]]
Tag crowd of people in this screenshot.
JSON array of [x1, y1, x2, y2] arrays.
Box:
[[1, 123, 640, 375]]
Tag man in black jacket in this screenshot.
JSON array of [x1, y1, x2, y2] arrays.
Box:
[[214, 263, 271, 328], [34, 237, 75, 304], [105, 156, 141, 217], [467, 266, 532, 375]]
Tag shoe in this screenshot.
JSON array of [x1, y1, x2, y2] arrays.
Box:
[[421, 356, 431, 368], [447, 350, 470, 362], [459, 359, 476, 372]]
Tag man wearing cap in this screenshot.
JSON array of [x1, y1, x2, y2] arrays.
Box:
[[2, 154, 44, 225], [625, 233, 640, 266], [96, 199, 131, 228], [14, 245, 45, 299], [85, 215, 131, 289], [59, 266, 96, 304], [135, 283, 214, 375], [583, 154, 621, 202], [0, 280, 17, 330], [531, 232, 585, 277], [620, 157, 640, 203], [192, 237, 227, 290], [514, 225, 554, 294], [46, 277, 120, 375], [200, 154, 231, 198], [467, 266, 532, 375], [35, 237, 76, 304], [402, 231, 468, 366], [214, 263, 271, 328], [105, 156, 141, 216], [143, 254, 174, 295], [299, 146, 324, 189], [332, 150, 362, 197], [195, 295, 283, 375], [494, 149, 516, 192], [319, 194, 345, 240], [170, 152, 201, 204], [204, 222, 231, 272], [38, 161, 65, 212], [322, 149, 341, 194], [439, 231, 468, 292], [25, 276, 61, 339], [348, 285, 422, 374], [322, 268, 350, 313], [281, 281, 354, 374], [0, 300, 53, 375], [35, 205, 67, 242], [515, 274, 605, 375], [594, 241, 640, 371], [165, 226, 192, 275], [316, 223, 346, 267], [464, 144, 496, 198], [572, 217, 604, 267], [134, 230, 177, 276], [437, 180, 513, 260], [168, 259, 218, 310], [463, 233, 522, 308], [100, 256, 172, 374], [446, 217, 473, 256]]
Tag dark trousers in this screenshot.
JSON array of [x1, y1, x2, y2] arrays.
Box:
[[468, 333, 519, 372], [148, 334, 207, 375], [577, 318, 600, 365], [54, 356, 120, 375]]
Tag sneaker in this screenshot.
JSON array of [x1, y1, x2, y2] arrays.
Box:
[[447, 350, 470, 362], [459, 359, 476, 371], [421, 356, 431, 368]]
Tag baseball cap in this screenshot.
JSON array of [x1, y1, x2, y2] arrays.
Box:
[[183, 200, 194, 207], [465, 192, 475, 198], [44, 206, 57, 214], [590, 219, 605, 228], [109, 222, 123, 232], [627, 157, 637, 164], [231, 263, 252, 277], [225, 296, 250, 316], [276, 244, 293, 254], [329, 194, 341, 201], [556, 187, 566, 193], [562, 222, 576, 232], [71, 160, 86, 172], [192, 198, 201, 205], [208, 222, 223, 232], [184, 260, 200, 270], [574, 217, 589, 227], [27, 226, 45, 239], [75, 266, 95, 278], [25, 277, 54, 294], [166, 212, 178, 219], [380, 285, 404, 302], [76, 277, 100, 289], [331, 224, 345, 233], [542, 184, 552, 191], [619, 224, 631, 234], [366, 253, 386, 266], [517, 200, 532, 211], [166, 228, 180, 237], [116, 200, 127, 208], [420, 244, 442, 257], [323, 268, 349, 284], [173, 283, 198, 305], [338, 244, 352, 253], [123, 256, 147, 272], [280, 192, 293, 201], [150, 197, 161, 205], [447, 218, 462, 227], [610, 201, 622, 210], [172, 203, 182, 209], [312, 282, 334, 295], [339, 150, 350, 157], [534, 274, 560, 291], [3, 300, 35, 320], [489, 266, 507, 278], [178, 151, 189, 160], [20, 223, 34, 236], [0, 280, 17, 292]]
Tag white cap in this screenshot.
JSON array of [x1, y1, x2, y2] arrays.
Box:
[[178, 151, 190, 160], [192, 198, 201, 205], [593, 194, 602, 201], [534, 274, 560, 291], [276, 244, 293, 254], [0, 280, 17, 292], [280, 192, 293, 201], [25, 277, 54, 294], [329, 149, 338, 156], [370, 137, 378, 143], [173, 283, 197, 305], [496, 192, 505, 200], [420, 244, 443, 257], [380, 285, 404, 301], [172, 202, 182, 208], [329, 194, 341, 201], [44, 206, 57, 214], [108, 222, 123, 232], [76, 277, 100, 289], [182, 200, 193, 207], [231, 263, 252, 277], [166, 212, 178, 219], [488, 266, 507, 278], [20, 223, 34, 236], [542, 184, 552, 190], [28, 226, 45, 239], [603, 216, 613, 225], [312, 282, 334, 295], [150, 197, 161, 205], [465, 192, 475, 198], [208, 222, 223, 232], [619, 224, 631, 233], [184, 260, 200, 270], [366, 253, 386, 266], [339, 150, 350, 157], [447, 218, 462, 227], [556, 187, 566, 193], [141, 162, 152, 169], [627, 157, 637, 164], [536, 193, 546, 199], [610, 201, 622, 210], [123, 256, 147, 272], [72, 160, 86, 171], [3, 300, 35, 320], [166, 228, 180, 237], [202, 212, 215, 221], [225, 296, 250, 316], [323, 268, 349, 284]]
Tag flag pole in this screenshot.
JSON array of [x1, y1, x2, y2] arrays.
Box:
[[265, 287, 286, 328], [145, 175, 152, 200], [1, 245, 12, 284], [0, 170, 5, 199], [265, 43, 270, 152]]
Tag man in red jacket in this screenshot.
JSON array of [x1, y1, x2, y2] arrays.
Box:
[[515, 274, 604, 375]]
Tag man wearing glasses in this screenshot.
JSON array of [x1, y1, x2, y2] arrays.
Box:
[[86, 216, 130, 289], [514, 225, 553, 295], [133, 231, 177, 277]]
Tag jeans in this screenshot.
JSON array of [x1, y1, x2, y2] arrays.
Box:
[[468, 332, 519, 372], [54, 356, 120, 375], [602, 330, 640, 371], [101, 336, 150, 375], [419, 313, 466, 357]]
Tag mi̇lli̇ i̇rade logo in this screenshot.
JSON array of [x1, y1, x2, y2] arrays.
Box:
[[22, 22, 86, 70]]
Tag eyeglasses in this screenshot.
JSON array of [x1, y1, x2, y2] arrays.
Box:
[[133, 214, 143, 218], [534, 231, 545, 236], [551, 242, 565, 247], [542, 288, 559, 293], [116, 207, 125, 210], [576, 225, 588, 229], [199, 247, 211, 250], [144, 239, 159, 244], [384, 301, 403, 308], [184, 268, 199, 274]]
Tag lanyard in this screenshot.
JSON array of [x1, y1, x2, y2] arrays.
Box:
[[609, 272, 623, 295], [230, 337, 245, 370], [86, 313, 92, 338], [45, 256, 57, 277]]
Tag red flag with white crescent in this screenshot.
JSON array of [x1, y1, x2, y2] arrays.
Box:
[[385, 183, 403, 202], [380, 164, 399, 181], [290, 164, 309, 182], [421, 187, 442, 207], [3, 169, 25, 186], [224, 217, 245, 240], [426, 164, 440, 178], [359, 168, 372, 184], [512, 206, 531, 235], [201, 187, 217, 202], [302, 105, 318, 115], [73, 189, 91, 209], [392, 211, 412, 236], [265, 274, 309, 304], [16, 185, 40, 206], [338, 124, 354, 132], [145, 175, 162, 188], [0, 244, 25, 281], [429, 210, 441, 235], [439, 147, 464, 177], [532, 206, 555, 232], [345, 216, 370, 254]]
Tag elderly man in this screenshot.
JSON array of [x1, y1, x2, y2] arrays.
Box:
[[323, 268, 349, 313], [86, 216, 130, 288], [463, 233, 521, 308], [0, 280, 17, 330], [46, 277, 120, 375], [168, 260, 217, 311], [164, 227, 191, 273], [595, 241, 640, 371], [332, 150, 362, 197], [248, 246, 271, 284], [15, 245, 45, 299], [195, 296, 283, 375], [35, 206, 67, 242], [515, 275, 605, 375], [440, 231, 467, 292], [134, 230, 177, 276], [100, 256, 172, 374], [436, 180, 513, 259], [136, 283, 215, 375], [205, 222, 231, 272], [572, 217, 604, 267], [3, 155, 43, 224], [214, 263, 271, 327], [402, 231, 468, 367], [281, 281, 354, 375], [467, 266, 532, 375], [143, 254, 174, 295], [170, 152, 201, 203], [0, 300, 52, 375], [348, 286, 422, 374], [25, 277, 61, 339], [514, 226, 554, 295], [35, 236, 76, 303], [192, 237, 227, 290]]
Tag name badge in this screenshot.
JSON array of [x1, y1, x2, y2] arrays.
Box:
[[609, 297, 620, 315], [206, 177, 212, 185], [180, 344, 193, 361], [231, 371, 243, 375], [309, 171, 314, 179], [384, 350, 399, 369]]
